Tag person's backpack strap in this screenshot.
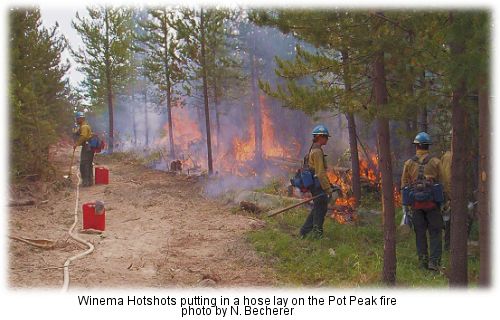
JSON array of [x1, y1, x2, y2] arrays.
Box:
[[412, 154, 430, 180], [304, 143, 318, 167]]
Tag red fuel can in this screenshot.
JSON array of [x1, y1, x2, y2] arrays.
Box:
[[82, 202, 105, 231], [95, 166, 109, 185]]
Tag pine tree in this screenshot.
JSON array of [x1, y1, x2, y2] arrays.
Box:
[[177, 7, 233, 174], [136, 7, 187, 158], [10, 8, 72, 178], [72, 6, 134, 154], [443, 11, 490, 287], [255, 9, 443, 284], [254, 10, 369, 205]]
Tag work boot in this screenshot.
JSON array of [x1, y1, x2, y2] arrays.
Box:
[[418, 255, 429, 270], [428, 259, 440, 272]]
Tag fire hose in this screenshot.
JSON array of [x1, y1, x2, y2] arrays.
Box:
[[61, 171, 94, 292]]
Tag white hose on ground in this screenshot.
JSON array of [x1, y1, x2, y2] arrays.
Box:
[[61, 171, 95, 292]]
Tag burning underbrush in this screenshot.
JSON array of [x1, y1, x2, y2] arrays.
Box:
[[124, 95, 401, 221]]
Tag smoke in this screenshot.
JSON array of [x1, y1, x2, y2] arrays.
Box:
[[84, 22, 356, 198]]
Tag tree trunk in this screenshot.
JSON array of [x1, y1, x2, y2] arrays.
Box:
[[478, 76, 490, 286], [210, 34, 221, 151], [251, 31, 263, 166], [405, 120, 415, 158], [144, 88, 149, 146], [341, 50, 361, 205], [373, 49, 396, 286], [346, 113, 361, 204], [214, 85, 221, 150], [418, 106, 428, 132], [450, 80, 468, 286], [418, 72, 428, 132], [449, 13, 469, 287], [131, 100, 137, 146], [200, 9, 213, 174], [104, 8, 114, 153], [161, 11, 175, 159], [166, 78, 175, 158]]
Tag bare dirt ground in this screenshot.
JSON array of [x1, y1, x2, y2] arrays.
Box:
[[8, 142, 276, 289]]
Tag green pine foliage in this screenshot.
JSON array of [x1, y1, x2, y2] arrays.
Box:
[[72, 6, 135, 153], [71, 6, 134, 110], [177, 8, 235, 97], [9, 8, 72, 179], [135, 8, 187, 105]]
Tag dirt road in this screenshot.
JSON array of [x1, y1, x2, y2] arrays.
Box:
[[8, 144, 276, 288]]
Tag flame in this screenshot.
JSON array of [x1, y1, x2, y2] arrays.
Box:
[[325, 151, 401, 224], [261, 95, 297, 159], [152, 96, 403, 210], [232, 117, 256, 162]]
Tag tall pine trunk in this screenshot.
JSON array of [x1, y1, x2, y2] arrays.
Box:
[[211, 40, 220, 151], [251, 31, 263, 166], [449, 13, 468, 287], [478, 76, 490, 286], [346, 113, 361, 204], [144, 89, 149, 146], [131, 101, 137, 146], [104, 8, 114, 153], [200, 9, 213, 174], [405, 120, 415, 158], [166, 79, 175, 158], [450, 80, 468, 286], [341, 50, 361, 205], [161, 12, 175, 158], [373, 49, 396, 286]]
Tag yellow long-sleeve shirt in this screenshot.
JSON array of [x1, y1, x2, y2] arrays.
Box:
[[401, 149, 441, 189], [308, 144, 333, 194], [440, 151, 452, 198], [76, 120, 93, 146]]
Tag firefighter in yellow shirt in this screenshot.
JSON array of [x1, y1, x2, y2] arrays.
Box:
[[73, 111, 94, 187], [401, 132, 443, 271], [299, 125, 335, 239]]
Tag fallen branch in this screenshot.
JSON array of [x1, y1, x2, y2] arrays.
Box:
[[9, 236, 56, 249], [9, 199, 35, 207], [121, 217, 141, 223], [78, 228, 104, 234]]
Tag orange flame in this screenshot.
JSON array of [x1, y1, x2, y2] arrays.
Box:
[[233, 117, 256, 162], [261, 95, 296, 159]]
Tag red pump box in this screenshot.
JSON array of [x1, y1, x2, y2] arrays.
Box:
[[95, 166, 109, 185], [82, 202, 105, 231]]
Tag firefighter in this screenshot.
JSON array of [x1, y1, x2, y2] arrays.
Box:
[[73, 111, 94, 187], [440, 150, 452, 251], [299, 125, 335, 239], [401, 132, 443, 271]]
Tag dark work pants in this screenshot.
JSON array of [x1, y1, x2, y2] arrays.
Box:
[[444, 220, 450, 251], [412, 207, 443, 263], [80, 143, 94, 186], [300, 185, 328, 237]]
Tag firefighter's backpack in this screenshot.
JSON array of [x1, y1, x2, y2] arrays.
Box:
[[290, 148, 320, 192], [89, 134, 105, 153], [401, 155, 444, 208]]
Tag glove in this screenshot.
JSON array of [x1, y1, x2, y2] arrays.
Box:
[[330, 184, 342, 197], [327, 184, 341, 203], [403, 206, 413, 229], [441, 200, 451, 222]]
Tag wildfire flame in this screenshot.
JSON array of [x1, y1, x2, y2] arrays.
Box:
[[153, 95, 402, 214], [326, 152, 401, 224]]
